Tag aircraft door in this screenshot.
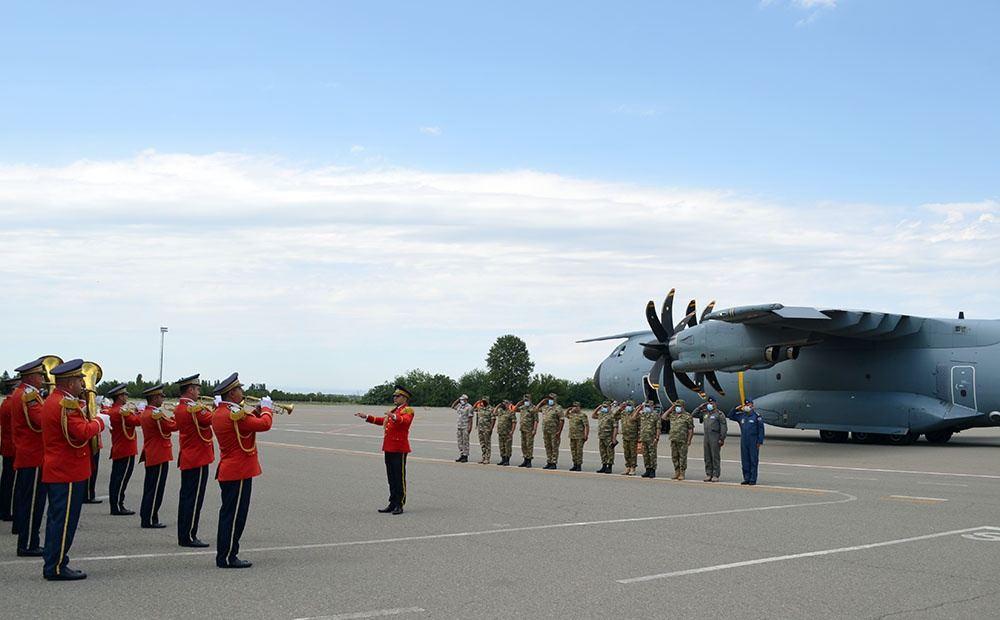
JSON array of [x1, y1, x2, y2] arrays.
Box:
[[951, 365, 977, 410]]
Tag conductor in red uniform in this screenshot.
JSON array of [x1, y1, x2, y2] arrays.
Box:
[[10, 358, 49, 556], [211, 373, 273, 569], [173, 373, 213, 548], [355, 385, 414, 515], [138, 384, 176, 529], [40, 359, 109, 581], [0, 378, 18, 525], [106, 383, 141, 515]]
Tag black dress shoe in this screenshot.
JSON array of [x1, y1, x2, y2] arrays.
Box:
[[217, 558, 252, 569], [179, 538, 210, 548], [740, 481, 750, 485], [83, 498, 103, 505], [455, 455, 468, 462], [17, 547, 43, 557], [44, 567, 87, 581], [377, 505, 395, 514], [0, 515, 12, 522], [141, 522, 167, 529], [391, 506, 404, 515], [111, 509, 136, 516]]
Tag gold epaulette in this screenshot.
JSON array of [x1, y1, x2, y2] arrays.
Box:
[[60, 397, 82, 411], [151, 409, 165, 420], [402, 406, 414, 416], [23, 390, 42, 405], [229, 404, 246, 421], [188, 403, 204, 414]]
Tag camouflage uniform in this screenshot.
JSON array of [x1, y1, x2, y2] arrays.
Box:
[[495, 403, 517, 465], [667, 404, 695, 479], [454, 400, 474, 459], [517, 398, 538, 465], [566, 405, 588, 470], [619, 403, 640, 474], [595, 402, 620, 472], [639, 404, 661, 476], [540, 399, 564, 468], [476, 402, 495, 464]]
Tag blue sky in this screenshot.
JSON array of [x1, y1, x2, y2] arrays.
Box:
[[1, 1, 998, 391]]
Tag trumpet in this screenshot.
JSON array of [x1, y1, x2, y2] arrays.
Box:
[[243, 395, 294, 415]]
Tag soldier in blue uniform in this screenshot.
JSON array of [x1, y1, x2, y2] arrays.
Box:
[[728, 399, 765, 485]]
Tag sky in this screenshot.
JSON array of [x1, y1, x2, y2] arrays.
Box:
[[1, 1, 998, 392]]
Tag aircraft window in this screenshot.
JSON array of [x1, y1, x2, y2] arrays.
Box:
[[776, 373, 782, 381], [961, 389, 968, 397], [866, 374, 871, 380], [613, 343, 627, 358]]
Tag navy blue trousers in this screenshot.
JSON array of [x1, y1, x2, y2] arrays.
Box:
[[14, 466, 45, 551], [42, 480, 85, 577], [109, 456, 135, 512], [140, 462, 169, 526], [177, 465, 209, 544], [87, 451, 100, 501], [740, 439, 760, 483], [0, 456, 15, 521], [216, 478, 252, 566], [384, 452, 407, 508]]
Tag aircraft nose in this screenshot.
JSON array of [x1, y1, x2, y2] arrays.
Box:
[[593, 363, 603, 394]]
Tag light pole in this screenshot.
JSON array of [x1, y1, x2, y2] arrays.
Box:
[[158, 326, 169, 383]]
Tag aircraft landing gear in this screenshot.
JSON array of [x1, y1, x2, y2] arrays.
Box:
[[851, 432, 875, 443], [819, 430, 849, 443], [925, 430, 954, 444], [887, 431, 920, 445]]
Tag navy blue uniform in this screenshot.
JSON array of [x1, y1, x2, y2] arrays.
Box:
[[728, 407, 765, 484]]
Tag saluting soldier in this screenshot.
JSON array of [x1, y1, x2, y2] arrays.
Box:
[[566, 402, 589, 471], [138, 384, 176, 529], [693, 395, 727, 482], [540, 393, 565, 470], [355, 385, 413, 515], [638, 400, 660, 478], [39, 359, 109, 580], [451, 394, 473, 463], [10, 358, 48, 556], [494, 399, 517, 466], [475, 396, 495, 464], [665, 399, 695, 480], [212, 373, 274, 568], [619, 400, 639, 476], [105, 383, 141, 515], [517, 394, 538, 468], [593, 399, 619, 473], [174, 374, 214, 548], [0, 377, 19, 525]]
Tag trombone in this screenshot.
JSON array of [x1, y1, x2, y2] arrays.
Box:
[[243, 395, 294, 415]]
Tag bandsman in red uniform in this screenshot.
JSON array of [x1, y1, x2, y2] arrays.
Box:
[[173, 374, 214, 548], [10, 358, 49, 556], [355, 385, 414, 515], [0, 377, 19, 525], [105, 383, 141, 515], [40, 359, 109, 581], [211, 372, 273, 568], [138, 384, 176, 529]]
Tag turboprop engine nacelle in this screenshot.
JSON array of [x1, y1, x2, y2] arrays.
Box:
[[670, 321, 807, 373]]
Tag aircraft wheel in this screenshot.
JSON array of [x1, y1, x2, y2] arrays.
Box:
[[925, 430, 954, 444], [819, 430, 849, 443], [887, 431, 919, 445], [851, 432, 875, 443]]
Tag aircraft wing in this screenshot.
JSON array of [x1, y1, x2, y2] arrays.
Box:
[[703, 305, 926, 340], [576, 330, 651, 343]]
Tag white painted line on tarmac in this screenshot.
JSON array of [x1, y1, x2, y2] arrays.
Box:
[[885, 495, 949, 503], [916, 481, 969, 488], [835, 476, 879, 481], [294, 607, 425, 620], [618, 525, 1000, 584], [0, 488, 857, 567]]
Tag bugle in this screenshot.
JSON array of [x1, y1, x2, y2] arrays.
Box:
[[243, 395, 294, 415]]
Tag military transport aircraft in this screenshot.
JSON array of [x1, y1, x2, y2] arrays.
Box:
[[582, 289, 1000, 444]]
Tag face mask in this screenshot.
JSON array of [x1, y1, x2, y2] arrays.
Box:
[[524, 400, 530, 406], [600, 407, 608, 413], [707, 405, 714, 411], [625, 406, 633, 412], [644, 407, 651, 413], [548, 399, 554, 406], [675, 407, 682, 412]]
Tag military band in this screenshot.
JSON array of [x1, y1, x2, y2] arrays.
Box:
[[138, 384, 175, 528], [0, 378, 17, 525], [11, 358, 48, 556], [174, 374, 213, 548]]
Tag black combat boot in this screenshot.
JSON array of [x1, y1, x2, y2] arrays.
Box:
[[499, 458, 509, 466], [524, 458, 532, 468], [455, 455, 468, 463], [648, 469, 656, 479], [569, 464, 581, 471], [641, 469, 652, 478], [544, 463, 556, 470], [518, 459, 528, 467]]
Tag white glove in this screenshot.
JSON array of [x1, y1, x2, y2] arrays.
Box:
[[214, 395, 222, 406], [136, 402, 147, 412], [260, 396, 273, 410], [96, 413, 111, 430]]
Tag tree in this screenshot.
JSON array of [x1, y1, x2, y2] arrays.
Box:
[[486, 335, 534, 403], [566, 379, 604, 408], [458, 369, 490, 401], [528, 373, 569, 403]]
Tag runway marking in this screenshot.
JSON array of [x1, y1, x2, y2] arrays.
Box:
[[618, 525, 1000, 584], [0, 485, 856, 568], [916, 481, 969, 488], [294, 607, 425, 620], [835, 476, 879, 481], [260, 441, 833, 495], [882, 495, 949, 504], [273, 429, 1000, 480]]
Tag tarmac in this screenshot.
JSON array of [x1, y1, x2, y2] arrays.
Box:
[[1, 403, 999, 619]]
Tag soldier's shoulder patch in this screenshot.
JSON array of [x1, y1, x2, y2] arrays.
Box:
[[229, 405, 246, 421]]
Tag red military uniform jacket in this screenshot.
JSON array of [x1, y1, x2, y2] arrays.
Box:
[[11, 384, 45, 469], [107, 403, 142, 460], [0, 393, 15, 459], [365, 405, 414, 453], [40, 390, 105, 484], [212, 401, 272, 482], [175, 398, 215, 470], [140, 407, 177, 467]]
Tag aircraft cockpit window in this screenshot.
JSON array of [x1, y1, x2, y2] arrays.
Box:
[[614, 343, 627, 358]]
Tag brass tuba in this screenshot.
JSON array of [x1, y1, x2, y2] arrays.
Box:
[[243, 395, 294, 415], [40, 355, 65, 395], [81, 361, 103, 452]]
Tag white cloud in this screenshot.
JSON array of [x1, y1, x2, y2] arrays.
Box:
[[419, 126, 442, 136], [0, 152, 996, 390], [350, 144, 365, 153]]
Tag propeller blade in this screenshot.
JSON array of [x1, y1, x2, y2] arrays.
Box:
[[660, 289, 676, 338], [642, 375, 658, 402], [663, 364, 678, 404], [648, 357, 665, 388], [701, 300, 716, 323], [693, 372, 706, 393], [705, 371, 726, 396], [674, 370, 700, 392], [674, 311, 697, 333], [686, 299, 697, 328], [645, 301, 671, 343]]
